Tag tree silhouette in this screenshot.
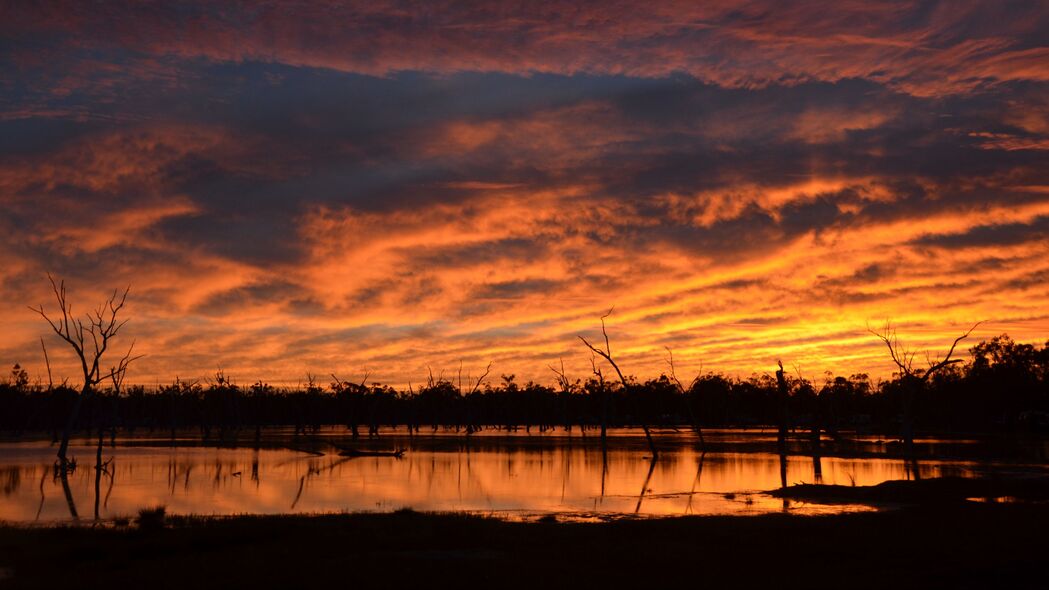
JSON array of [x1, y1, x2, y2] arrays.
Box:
[[29, 274, 141, 465], [868, 320, 981, 450], [665, 346, 704, 448], [579, 307, 658, 458]]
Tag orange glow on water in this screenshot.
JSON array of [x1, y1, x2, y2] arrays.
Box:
[[0, 433, 1001, 522]]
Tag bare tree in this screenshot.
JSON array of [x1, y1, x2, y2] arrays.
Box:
[[29, 275, 141, 465], [549, 357, 580, 434], [465, 362, 493, 396], [331, 371, 369, 439], [461, 362, 492, 434], [579, 308, 658, 459], [665, 346, 704, 448], [586, 349, 610, 446], [868, 321, 982, 450], [548, 357, 572, 395], [775, 360, 790, 454], [40, 337, 53, 391]]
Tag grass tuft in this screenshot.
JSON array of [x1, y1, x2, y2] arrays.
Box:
[[137, 506, 166, 532]]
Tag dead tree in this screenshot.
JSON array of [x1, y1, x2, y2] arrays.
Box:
[[775, 360, 790, 454], [549, 357, 577, 433], [461, 362, 492, 434], [331, 371, 368, 439], [40, 338, 53, 391], [793, 366, 823, 480], [587, 351, 610, 446], [579, 308, 658, 459], [467, 362, 493, 396], [29, 275, 141, 465], [868, 321, 982, 451], [665, 346, 704, 449]]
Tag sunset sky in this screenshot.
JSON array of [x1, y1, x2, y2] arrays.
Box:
[[2, 1, 1048, 387]]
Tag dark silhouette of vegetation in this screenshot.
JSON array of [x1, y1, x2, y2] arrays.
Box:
[[1, 505, 1047, 589], [773, 476, 1049, 505], [3, 334, 1048, 445], [868, 321, 982, 451], [136, 506, 166, 532]]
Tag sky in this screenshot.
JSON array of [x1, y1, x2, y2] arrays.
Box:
[[2, 1, 1048, 388]]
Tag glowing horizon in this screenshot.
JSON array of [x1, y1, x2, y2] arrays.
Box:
[[2, 1, 1048, 388]]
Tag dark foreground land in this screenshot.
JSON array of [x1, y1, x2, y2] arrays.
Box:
[[1, 503, 1047, 589]]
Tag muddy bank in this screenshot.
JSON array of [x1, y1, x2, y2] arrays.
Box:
[[1, 504, 1047, 589], [771, 476, 1049, 506]]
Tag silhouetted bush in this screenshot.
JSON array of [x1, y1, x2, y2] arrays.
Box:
[[137, 506, 166, 531], [1, 335, 1047, 436]]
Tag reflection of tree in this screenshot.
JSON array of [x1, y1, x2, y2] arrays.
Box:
[[634, 457, 657, 514], [55, 464, 78, 520], [35, 470, 46, 521], [685, 452, 705, 515], [93, 445, 114, 521], [291, 456, 351, 510], [0, 467, 21, 496]]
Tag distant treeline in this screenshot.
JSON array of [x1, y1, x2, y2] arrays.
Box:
[[1, 335, 1047, 437]]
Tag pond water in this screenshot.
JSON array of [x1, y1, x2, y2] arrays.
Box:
[[0, 429, 1041, 522]]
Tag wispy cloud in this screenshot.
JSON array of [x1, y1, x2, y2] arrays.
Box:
[[1, 2, 1047, 385]]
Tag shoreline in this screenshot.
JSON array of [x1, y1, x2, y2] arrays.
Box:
[[4, 427, 1047, 464], [2, 503, 1047, 588]]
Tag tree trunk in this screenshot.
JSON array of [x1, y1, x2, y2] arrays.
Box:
[[600, 389, 608, 449], [684, 394, 705, 449], [60, 469, 78, 520], [775, 368, 789, 455], [640, 423, 658, 460], [94, 429, 103, 520], [901, 383, 916, 453], [57, 385, 90, 464]]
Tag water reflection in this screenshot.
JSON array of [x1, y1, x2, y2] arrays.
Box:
[[0, 432, 1027, 522]]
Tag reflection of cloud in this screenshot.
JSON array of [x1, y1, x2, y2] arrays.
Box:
[[1, 2, 1047, 385], [2, 443, 952, 520]]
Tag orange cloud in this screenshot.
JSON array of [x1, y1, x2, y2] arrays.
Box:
[[2, 3, 1048, 387], [7, 1, 1049, 98]]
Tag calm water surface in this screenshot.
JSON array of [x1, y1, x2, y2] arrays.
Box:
[[0, 429, 1036, 522]]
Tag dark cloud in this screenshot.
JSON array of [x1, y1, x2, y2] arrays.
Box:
[[913, 216, 1049, 249], [2, 2, 1048, 383], [193, 280, 305, 316]]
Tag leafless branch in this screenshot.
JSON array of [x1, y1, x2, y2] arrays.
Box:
[[599, 307, 614, 357], [579, 307, 658, 457], [468, 362, 492, 395], [868, 320, 984, 381], [588, 351, 604, 383], [664, 347, 700, 392], [40, 337, 53, 391], [579, 334, 628, 387], [29, 274, 137, 389], [923, 321, 984, 380], [106, 340, 142, 393], [867, 321, 916, 375], [549, 357, 571, 394]]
